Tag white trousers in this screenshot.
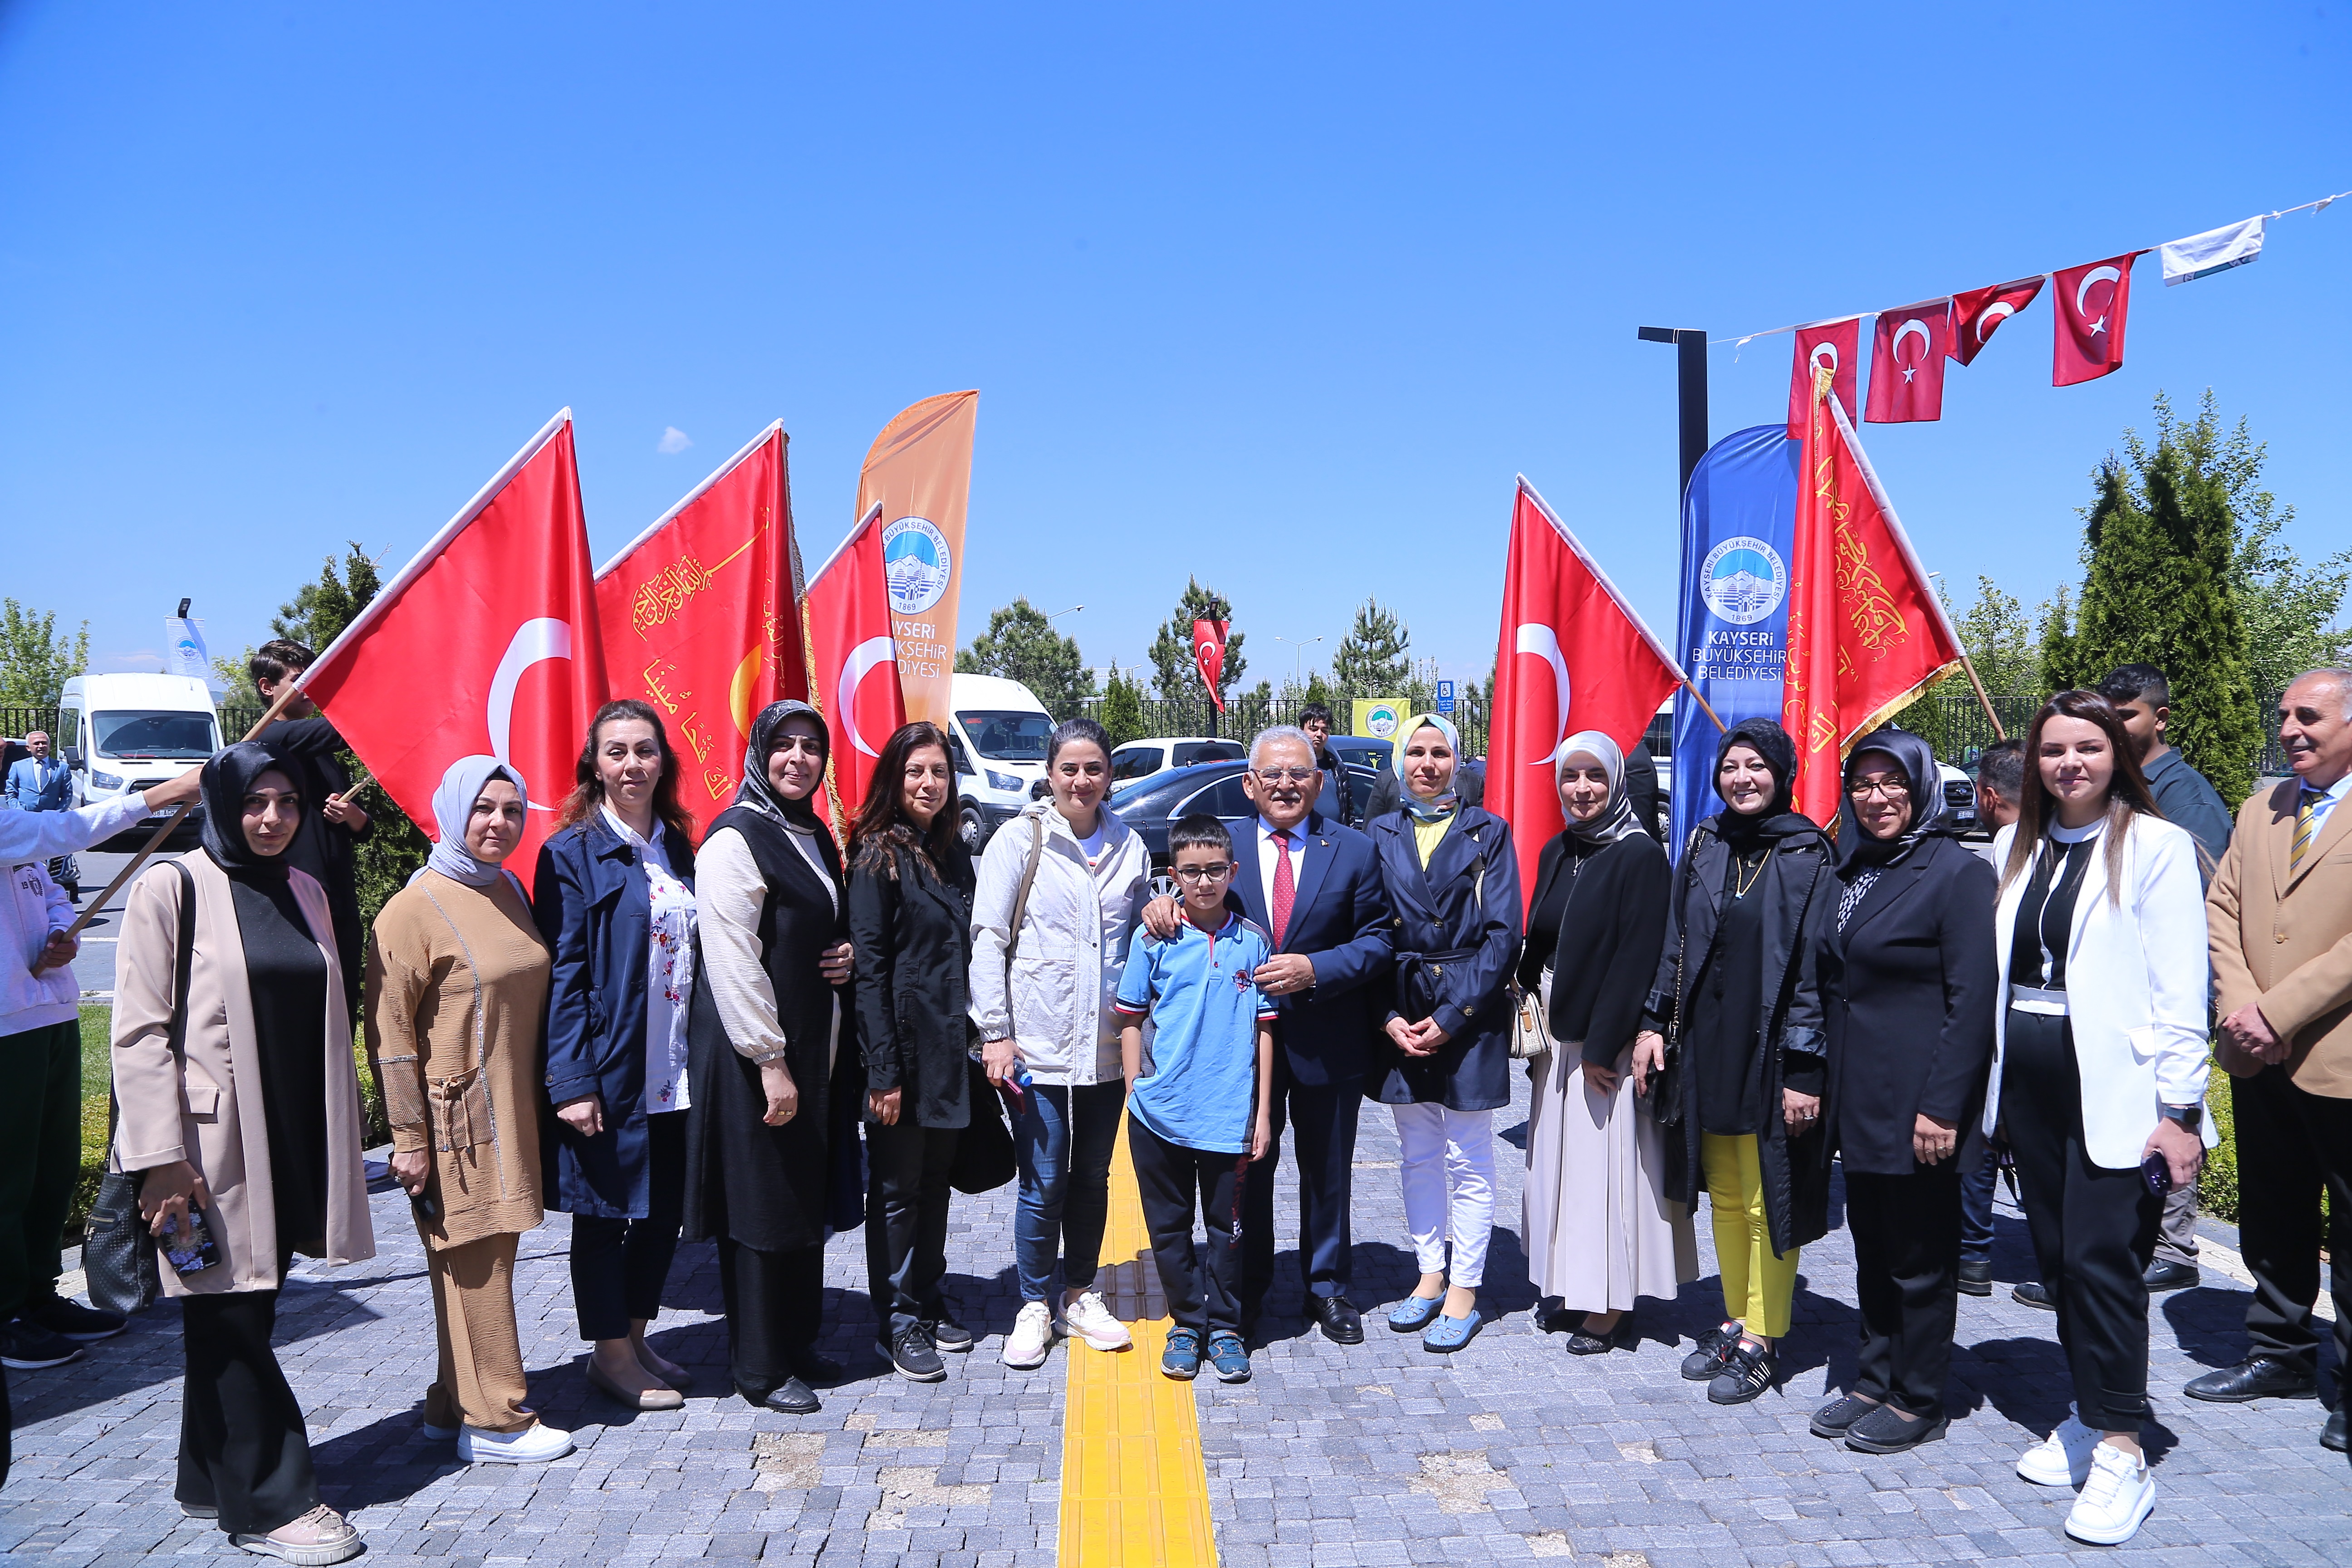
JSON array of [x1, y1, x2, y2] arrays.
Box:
[[1392, 1103, 1494, 1288]]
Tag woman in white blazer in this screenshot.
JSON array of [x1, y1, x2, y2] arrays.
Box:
[[1985, 690, 2211, 1547], [970, 717, 1155, 1371]]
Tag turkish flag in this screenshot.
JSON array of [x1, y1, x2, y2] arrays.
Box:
[[1786, 318, 1860, 440], [597, 424, 807, 831], [1949, 276, 2044, 366], [1489, 477, 1686, 911], [1192, 619, 1228, 711], [1781, 380, 1965, 826], [804, 501, 906, 832], [1865, 299, 1953, 424], [2052, 253, 2143, 387], [302, 411, 609, 892]]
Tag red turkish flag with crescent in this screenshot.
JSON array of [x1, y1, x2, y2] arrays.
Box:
[[804, 502, 906, 833], [1865, 299, 1953, 424], [1192, 619, 1228, 712], [1488, 478, 1686, 911], [1786, 318, 1861, 440], [1948, 276, 2044, 366], [596, 424, 807, 832], [2052, 253, 2143, 386], [301, 411, 609, 892], [1781, 377, 1966, 826]]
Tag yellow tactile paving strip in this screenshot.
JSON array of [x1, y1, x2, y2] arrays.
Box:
[[1058, 1113, 1220, 1567]]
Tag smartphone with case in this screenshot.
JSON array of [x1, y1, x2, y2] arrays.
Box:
[[2141, 1150, 2174, 1197], [160, 1206, 222, 1275]]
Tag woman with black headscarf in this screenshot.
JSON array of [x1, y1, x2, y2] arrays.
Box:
[[683, 701, 857, 1414], [1808, 729, 1998, 1455], [112, 743, 372, 1562], [1633, 717, 1834, 1406]]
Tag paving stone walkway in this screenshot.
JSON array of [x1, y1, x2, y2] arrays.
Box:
[[5, 1069, 2346, 1567]]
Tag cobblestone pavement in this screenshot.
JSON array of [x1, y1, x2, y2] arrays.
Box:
[[5, 1069, 2346, 1567]]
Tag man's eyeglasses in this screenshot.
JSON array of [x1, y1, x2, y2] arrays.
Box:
[[1254, 768, 1316, 785], [1171, 863, 1233, 882], [1847, 778, 1910, 801]]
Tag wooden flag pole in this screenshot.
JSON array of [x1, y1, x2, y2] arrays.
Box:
[[331, 764, 373, 807], [1681, 676, 1727, 733], [58, 682, 306, 945], [1953, 652, 2008, 742]]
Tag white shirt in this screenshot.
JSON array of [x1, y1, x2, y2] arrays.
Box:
[[2300, 771, 2352, 837], [603, 804, 697, 1113], [1255, 815, 1309, 933]]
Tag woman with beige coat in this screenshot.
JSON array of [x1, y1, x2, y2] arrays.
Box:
[[365, 756, 569, 1464], [113, 742, 373, 1566]]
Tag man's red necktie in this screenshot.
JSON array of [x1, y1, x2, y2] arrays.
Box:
[[1269, 829, 1295, 948]]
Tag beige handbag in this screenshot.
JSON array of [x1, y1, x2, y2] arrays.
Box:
[[1510, 971, 1556, 1062]]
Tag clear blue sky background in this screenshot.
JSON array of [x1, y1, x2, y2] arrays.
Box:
[[3, 2, 2345, 692]]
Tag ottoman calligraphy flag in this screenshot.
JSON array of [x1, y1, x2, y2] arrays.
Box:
[[1490, 476, 1690, 908], [597, 422, 806, 831], [1949, 276, 2044, 366], [301, 410, 608, 891], [804, 501, 906, 832], [2052, 253, 2144, 386], [1865, 299, 1953, 424], [1782, 374, 1965, 826], [1786, 318, 1860, 440]]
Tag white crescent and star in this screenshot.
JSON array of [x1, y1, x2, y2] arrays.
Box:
[[835, 636, 898, 758], [1892, 318, 1931, 382], [487, 617, 573, 811], [1975, 300, 2018, 343], [1809, 341, 1840, 373], [1513, 623, 1572, 764], [2076, 265, 2122, 335]]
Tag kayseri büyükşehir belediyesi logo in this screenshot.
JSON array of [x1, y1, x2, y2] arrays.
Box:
[[1700, 536, 1787, 626], [882, 515, 953, 616]]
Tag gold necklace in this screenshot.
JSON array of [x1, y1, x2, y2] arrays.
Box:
[[1732, 846, 1773, 899]]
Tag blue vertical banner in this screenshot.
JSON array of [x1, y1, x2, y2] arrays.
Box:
[[1669, 424, 1801, 853]]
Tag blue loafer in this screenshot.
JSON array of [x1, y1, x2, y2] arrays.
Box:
[[1387, 1294, 1445, 1333], [1423, 1308, 1483, 1352]]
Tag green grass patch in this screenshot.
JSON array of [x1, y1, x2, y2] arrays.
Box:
[[72, 1004, 112, 1247]]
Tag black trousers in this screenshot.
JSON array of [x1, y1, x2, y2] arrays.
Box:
[[2233, 1064, 2352, 1391], [2002, 1009, 2160, 1431], [1129, 1116, 1250, 1334], [864, 1119, 959, 1341], [717, 1237, 823, 1399], [1240, 1070, 1358, 1309], [178, 1285, 320, 1537], [570, 1109, 688, 1342], [1845, 1166, 1963, 1419]]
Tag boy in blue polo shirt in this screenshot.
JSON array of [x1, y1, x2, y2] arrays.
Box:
[[1114, 814, 1275, 1383]]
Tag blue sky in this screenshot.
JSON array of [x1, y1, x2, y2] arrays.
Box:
[[3, 2, 2346, 693]]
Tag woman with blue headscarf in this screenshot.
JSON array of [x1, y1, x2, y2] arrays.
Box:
[[364, 756, 571, 1465], [1365, 714, 1522, 1352]]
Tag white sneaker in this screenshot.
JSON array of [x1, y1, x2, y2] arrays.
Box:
[[1002, 1301, 1060, 1369], [458, 1421, 576, 1465], [420, 1421, 460, 1442], [1062, 1289, 1133, 1352], [2065, 1441, 2155, 1545], [2016, 1405, 2101, 1488]]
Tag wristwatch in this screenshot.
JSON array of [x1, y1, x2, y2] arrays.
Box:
[[2159, 1103, 2203, 1134]]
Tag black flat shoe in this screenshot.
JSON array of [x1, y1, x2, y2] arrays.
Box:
[[1681, 1320, 1740, 1381], [1534, 1303, 1584, 1335], [2183, 1355, 2319, 1403], [1311, 1296, 1364, 1345], [1564, 1316, 1636, 1356], [2324, 1407, 2347, 1453], [1706, 1340, 1776, 1405], [2143, 1259, 2200, 1292], [1955, 1259, 1991, 1297], [1809, 1394, 1879, 1439], [2011, 1280, 2055, 1311], [1844, 1406, 1948, 1454], [745, 1377, 820, 1414]]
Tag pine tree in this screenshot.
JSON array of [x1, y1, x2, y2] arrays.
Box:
[[1329, 597, 1410, 696], [2064, 393, 2261, 805], [1096, 666, 1147, 749], [274, 542, 382, 651], [1146, 578, 1246, 704], [2037, 582, 2078, 695]]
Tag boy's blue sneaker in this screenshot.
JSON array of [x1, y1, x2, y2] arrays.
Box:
[[1161, 1328, 1203, 1380], [1205, 1332, 1251, 1383]]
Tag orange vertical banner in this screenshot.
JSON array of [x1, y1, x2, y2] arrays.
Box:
[[856, 391, 977, 727], [595, 422, 805, 834]]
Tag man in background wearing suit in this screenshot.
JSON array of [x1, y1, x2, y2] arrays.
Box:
[[5, 731, 72, 813], [2191, 668, 2352, 1455], [1146, 725, 1393, 1343]]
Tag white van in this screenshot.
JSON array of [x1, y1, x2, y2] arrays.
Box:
[[57, 673, 222, 849], [944, 672, 1056, 853]]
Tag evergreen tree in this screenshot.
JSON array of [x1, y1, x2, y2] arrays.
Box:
[[1096, 666, 1147, 749], [1146, 578, 1246, 704], [1329, 597, 1410, 695], [274, 542, 382, 651], [2037, 582, 2078, 695], [2065, 393, 2261, 804], [2222, 437, 2350, 697], [0, 599, 89, 706], [956, 597, 1097, 716]]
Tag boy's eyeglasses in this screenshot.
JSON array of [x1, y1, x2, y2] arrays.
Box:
[[1254, 768, 1316, 785], [1171, 863, 1233, 882]]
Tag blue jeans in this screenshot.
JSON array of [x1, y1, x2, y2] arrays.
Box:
[[1960, 1159, 1997, 1262], [1014, 1082, 1124, 1303]]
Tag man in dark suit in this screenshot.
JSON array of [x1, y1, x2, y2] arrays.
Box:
[[1145, 724, 1392, 1342]]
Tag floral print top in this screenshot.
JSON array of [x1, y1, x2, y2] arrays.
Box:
[[602, 803, 698, 1112]]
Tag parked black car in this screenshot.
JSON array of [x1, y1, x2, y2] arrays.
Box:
[[1107, 760, 1257, 869]]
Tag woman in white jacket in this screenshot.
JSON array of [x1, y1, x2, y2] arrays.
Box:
[[1986, 690, 2211, 1547], [971, 717, 1155, 1369]]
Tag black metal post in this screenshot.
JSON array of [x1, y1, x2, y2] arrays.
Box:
[[1636, 327, 1709, 500]]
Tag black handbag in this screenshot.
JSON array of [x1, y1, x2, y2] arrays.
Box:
[[1647, 843, 1702, 1130], [947, 1058, 1017, 1195], [83, 860, 195, 1316]]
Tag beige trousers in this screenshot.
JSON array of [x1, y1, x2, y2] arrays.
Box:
[[420, 1229, 531, 1433]]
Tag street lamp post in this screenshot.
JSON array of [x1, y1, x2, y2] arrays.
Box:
[[1272, 634, 1323, 686]]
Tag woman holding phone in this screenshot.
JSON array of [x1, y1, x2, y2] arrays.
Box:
[[113, 742, 373, 1563]]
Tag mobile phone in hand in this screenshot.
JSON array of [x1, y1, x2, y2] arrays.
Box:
[[411, 1187, 442, 1224], [160, 1207, 222, 1274], [2140, 1151, 2173, 1197]]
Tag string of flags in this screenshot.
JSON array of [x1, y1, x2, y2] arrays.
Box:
[[1713, 190, 2350, 437]]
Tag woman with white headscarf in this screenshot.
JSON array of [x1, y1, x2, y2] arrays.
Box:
[[1518, 732, 1694, 1356], [364, 756, 570, 1464]]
